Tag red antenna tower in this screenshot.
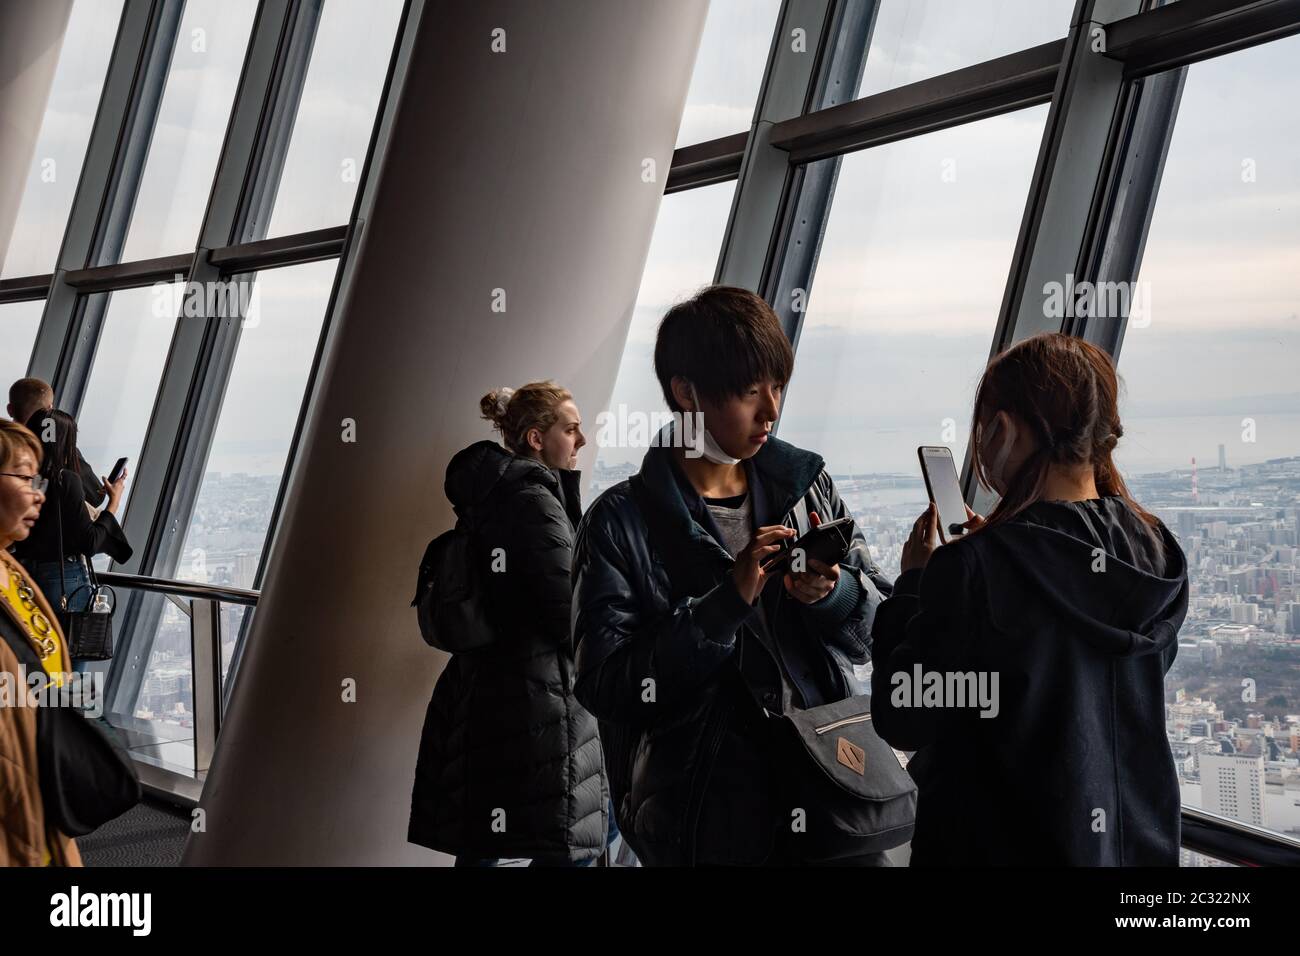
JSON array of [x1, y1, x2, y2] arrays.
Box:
[[1191, 456, 1198, 503]]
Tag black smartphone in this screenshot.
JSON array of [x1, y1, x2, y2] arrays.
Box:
[[108, 456, 128, 483], [761, 515, 855, 576], [918, 446, 967, 544]]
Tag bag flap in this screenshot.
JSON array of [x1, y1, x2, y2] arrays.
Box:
[[784, 695, 915, 802]]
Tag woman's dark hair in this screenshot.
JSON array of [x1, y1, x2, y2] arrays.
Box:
[[968, 332, 1163, 547], [25, 407, 79, 484], [654, 285, 794, 413]]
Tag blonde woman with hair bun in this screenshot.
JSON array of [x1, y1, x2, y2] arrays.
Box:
[[409, 381, 613, 866]]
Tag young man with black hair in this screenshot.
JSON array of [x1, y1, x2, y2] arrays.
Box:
[[571, 285, 894, 866]]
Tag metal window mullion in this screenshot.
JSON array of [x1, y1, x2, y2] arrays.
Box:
[[1101, 0, 1300, 77], [712, 0, 838, 293], [219, 0, 423, 702], [26, 0, 182, 413], [711, 0, 875, 440], [56, 0, 186, 417], [768, 39, 1063, 164], [191, 597, 223, 773], [238, 0, 324, 243], [0, 275, 54, 305], [107, 0, 298, 720], [754, 0, 879, 349], [962, 0, 1147, 515], [1078, 64, 1187, 358]]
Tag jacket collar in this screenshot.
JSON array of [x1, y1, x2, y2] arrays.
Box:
[[446, 440, 583, 531], [639, 431, 824, 523], [555, 466, 584, 529], [634, 432, 825, 589]]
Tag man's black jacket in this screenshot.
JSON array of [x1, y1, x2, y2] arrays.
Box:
[[571, 433, 891, 865]]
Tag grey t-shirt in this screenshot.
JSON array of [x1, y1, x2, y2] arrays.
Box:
[[703, 491, 798, 712], [705, 492, 755, 561]]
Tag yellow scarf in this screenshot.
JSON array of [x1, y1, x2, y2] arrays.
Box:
[[0, 555, 66, 686]]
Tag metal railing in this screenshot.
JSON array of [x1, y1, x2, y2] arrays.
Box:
[[1181, 805, 1300, 867], [92, 574, 1300, 866], [99, 571, 258, 805]]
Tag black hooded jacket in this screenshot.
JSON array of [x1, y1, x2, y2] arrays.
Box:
[[870, 496, 1188, 866], [572, 434, 893, 865], [13, 468, 131, 568], [407, 441, 608, 862]]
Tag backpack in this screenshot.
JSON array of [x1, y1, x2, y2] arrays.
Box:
[[411, 510, 497, 653]]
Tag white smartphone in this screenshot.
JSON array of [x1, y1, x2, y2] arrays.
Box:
[[918, 446, 968, 544]]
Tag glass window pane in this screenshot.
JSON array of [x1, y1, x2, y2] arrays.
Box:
[[258, 0, 404, 238], [589, 182, 736, 502], [676, 0, 782, 148], [75, 283, 181, 533], [116, 0, 258, 263], [856, 0, 1074, 100], [0, 301, 45, 392], [176, 259, 337, 592], [1, 0, 123, 278], [777, 106, 1050, 579], [1112, 37, 1300, 839], [126, 258, 337, 747], [108, 586, 248, 777]]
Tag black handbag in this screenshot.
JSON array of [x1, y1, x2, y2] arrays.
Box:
[[0, 602, 141, 838], [53, 480, 116, 661], [57, 574, 116, 662]]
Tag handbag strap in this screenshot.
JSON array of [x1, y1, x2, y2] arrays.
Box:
[[53, 470, 67, 610]]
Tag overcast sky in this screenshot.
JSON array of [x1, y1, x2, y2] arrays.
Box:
[[4, 0, 401, 483], [602, 0, 1300, 478], [5, 0, 1298, 484]]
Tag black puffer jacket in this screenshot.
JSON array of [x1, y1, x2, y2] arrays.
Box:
[[572, 436, 892, 865], [870, 496, 1188, 865], [407, 441, 608, 862]]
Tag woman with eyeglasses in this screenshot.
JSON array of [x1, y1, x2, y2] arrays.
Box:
[[12, 410, 131, 671], [0, 419, 83, 865]]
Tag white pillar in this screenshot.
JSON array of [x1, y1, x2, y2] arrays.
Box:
[[0, 1, 74, 274], [183, 0, 708, 865]]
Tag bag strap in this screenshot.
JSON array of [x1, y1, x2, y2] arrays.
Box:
[[53, 470, 67, 610]]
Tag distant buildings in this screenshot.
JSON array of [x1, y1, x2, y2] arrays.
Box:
[[1200, 753, 1267, 827]]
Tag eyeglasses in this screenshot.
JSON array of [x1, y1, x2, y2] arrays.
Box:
[[0, 473, 48, 494]]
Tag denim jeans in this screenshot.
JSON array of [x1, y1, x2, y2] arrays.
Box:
[[26, 557, 92, 613]]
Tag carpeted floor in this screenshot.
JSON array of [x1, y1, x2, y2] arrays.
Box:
[[77, 799, 193, 867]]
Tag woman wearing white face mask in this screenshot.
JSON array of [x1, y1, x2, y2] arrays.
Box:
[[870, 332, 1189, 866]]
